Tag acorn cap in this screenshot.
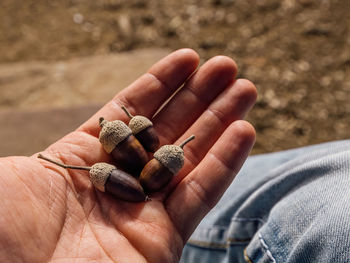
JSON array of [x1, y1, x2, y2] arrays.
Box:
[[99, 119, 132, 153], [129, 115, 153, 134], [154, 145, 184, 175], [89, 163, 116, 192]]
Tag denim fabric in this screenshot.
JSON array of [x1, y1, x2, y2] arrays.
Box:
[[180, 140, 350, 263]]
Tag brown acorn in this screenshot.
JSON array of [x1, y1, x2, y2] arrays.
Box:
[[140, 135, 195, 193], [121, 105, 160, 152], [37, 154, 149, 202], [99, 117, 148, 175]]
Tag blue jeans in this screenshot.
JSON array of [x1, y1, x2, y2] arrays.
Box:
[[180, 140, 350, 263]]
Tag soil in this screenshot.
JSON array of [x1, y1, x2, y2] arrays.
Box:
[[1, 0, 349, 154]]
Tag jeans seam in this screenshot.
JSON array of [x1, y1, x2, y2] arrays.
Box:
[[244, 248, 254, 263], [258, 233, 276, 263]]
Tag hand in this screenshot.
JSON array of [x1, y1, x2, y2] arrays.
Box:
[[0, 49, 256, 262]]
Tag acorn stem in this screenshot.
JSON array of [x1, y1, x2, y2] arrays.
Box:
[[179, 135, 195, 148], [37, 154, 91, 171], [121, 105, 134, 119], [99, 117, 107, 127]]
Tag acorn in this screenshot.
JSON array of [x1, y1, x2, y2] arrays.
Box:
[[140, 135, 195, 193], [121, 105, 160, 152], [37, 154, 149, 202], [99, 117, 148, 176]]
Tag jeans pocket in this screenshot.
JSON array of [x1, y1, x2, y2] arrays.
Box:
[[243, 232, 277, 263], [226, 217, 265, 263]]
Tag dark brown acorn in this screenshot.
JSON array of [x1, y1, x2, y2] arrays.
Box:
[[99, 117, 148, 176], [140, 135, 195, 193], [121, 105, 160, 152], [37, 154, 149, 202]]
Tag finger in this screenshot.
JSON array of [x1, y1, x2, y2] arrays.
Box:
[[78, 48, 199, 137], [164, 79, 257, 190], [165, 121, 256, 240], [153, 56, 238, 145]]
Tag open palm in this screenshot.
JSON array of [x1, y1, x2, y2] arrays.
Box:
[[0, 49, 256, 263]]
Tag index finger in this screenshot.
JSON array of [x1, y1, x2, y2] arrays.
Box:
[[78, 49, 200, 137]]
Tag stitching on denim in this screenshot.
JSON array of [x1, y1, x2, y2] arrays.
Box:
[[243, 248, 254, 263], [231, 217, 265, 224], [226, 238, 251, 245], [258, 233, 276, 263]]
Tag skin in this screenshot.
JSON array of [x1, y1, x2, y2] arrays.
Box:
[[0, 49, 257, 263]]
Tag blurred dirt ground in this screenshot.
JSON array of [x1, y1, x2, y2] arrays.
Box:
[[0, 0, 349, 156], [0, 49, 170, 156]]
